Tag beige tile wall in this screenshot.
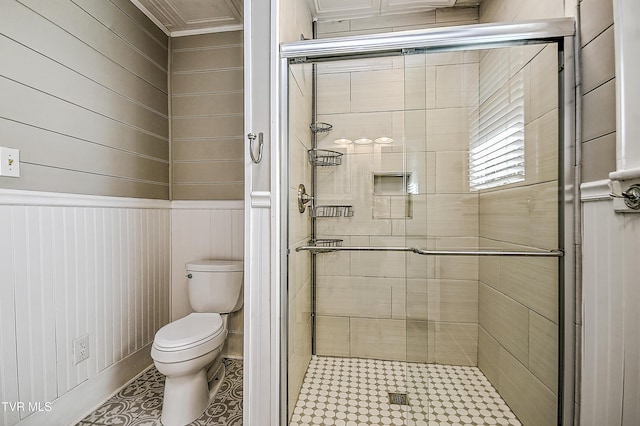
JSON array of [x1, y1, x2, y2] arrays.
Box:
[[171, 31, 244, 200], [314, 7, 481, 366], [479, 4, 563, 422], [287, 61, 313, 419]]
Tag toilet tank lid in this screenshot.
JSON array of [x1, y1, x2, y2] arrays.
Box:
[[186, 260, 243, 272]]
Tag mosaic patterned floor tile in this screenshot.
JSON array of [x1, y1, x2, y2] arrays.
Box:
[[290, 356, 522, 426], [78, 359, 243, 426]]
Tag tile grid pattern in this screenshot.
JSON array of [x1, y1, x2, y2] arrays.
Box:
[[290, 356, 521, 426], [78, 359, 242, 426]]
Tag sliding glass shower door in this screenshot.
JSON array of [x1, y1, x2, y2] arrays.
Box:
[[283, 21, 573, 426]]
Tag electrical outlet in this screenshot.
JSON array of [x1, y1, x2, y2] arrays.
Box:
[[73, 334, 89, 365]]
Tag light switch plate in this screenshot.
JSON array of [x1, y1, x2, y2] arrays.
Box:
[[0, 147, 20, 177]]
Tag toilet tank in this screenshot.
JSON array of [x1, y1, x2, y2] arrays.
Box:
[[185, 260, 243, 313]]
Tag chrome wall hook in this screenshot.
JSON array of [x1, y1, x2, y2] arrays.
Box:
[[610, 183, 640, 210], [248, 132, 263, 163]]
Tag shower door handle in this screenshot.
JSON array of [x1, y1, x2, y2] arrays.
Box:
[[248, 132, 264, 164]]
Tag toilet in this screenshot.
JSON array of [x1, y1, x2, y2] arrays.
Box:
[[151, 260, 243, 426]]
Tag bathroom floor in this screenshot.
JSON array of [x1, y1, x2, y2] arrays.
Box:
[[77, 358, 243, 426], [290, 356, 521, 426]]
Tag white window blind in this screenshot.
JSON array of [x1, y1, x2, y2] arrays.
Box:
[[469, 49, 525, 191]]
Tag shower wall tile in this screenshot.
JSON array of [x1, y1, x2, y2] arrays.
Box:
[[435, 151, 470, 193], [435, 237, 479, 280], [348, 10, 436, 32], [479, 186, 531, 246], [478, 0, 535, 24], [425, 107, 472, 152], [579, 0, 614, 46], [581, 133, 616, 182], [581, 25, 615, 94], [529, 45, 558, 121], [528, 181, 559, 249], [404, 109, 427, 152], [582, 78, 616, 142], [290, 280, 312, 347], [315, 211, 392, 237], [500, 256, 558, 323], [435, 6, 479, 23], [497, 343, 557, 426], [435, 63, 479, 108], [513, 0, 564, 22], [428, 279, 479, 323], [427, 50, 480, 66], [316, 316, 350, 357], [288, 313, 312, 416], [317, 73, 351, 114], [406, 320, 436, 363], [478, 325, 501, 385], [479, 283, 529, 365], [529, 310, 559, 394], [478, 238, 502, 288], [316, 275, 394, 318], [289, 245, 311, 305], [391, 279, 407, 319], [435, 322, 478, 366], [315, 237, 351, 276], [406, 237, 436, 278], [351, 68, 405, 112], [350, 249, 406, 277], [289, 141, 311, 195], [524, 109, 559, 185], [350, 318, 407, 361], [479, 322, 557, 425], [290, 70, 313, 159], [406, 194, 428, 236], [406, 278, 429, 322], [405, 66, 427, 110], [426, 194, 479, 237]]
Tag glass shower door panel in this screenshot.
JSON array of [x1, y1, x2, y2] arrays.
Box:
[[405, 42, 561, 426]]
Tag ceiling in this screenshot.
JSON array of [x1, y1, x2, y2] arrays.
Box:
[[131, 0, 479, 37], [130, 0, 244, 36], [308, 0, 480, 20]]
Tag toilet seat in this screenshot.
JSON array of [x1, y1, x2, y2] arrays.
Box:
[[152, 313, 226, 363]]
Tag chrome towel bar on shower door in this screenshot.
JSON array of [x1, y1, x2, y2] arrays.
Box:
[[295, 245, 564, 257]]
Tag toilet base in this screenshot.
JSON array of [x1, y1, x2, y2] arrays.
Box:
[[159, 356, 225, 426]]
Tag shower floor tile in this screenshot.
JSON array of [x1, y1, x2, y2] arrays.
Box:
[[290, 356, 521, 426], [77, 358, 242, 426]]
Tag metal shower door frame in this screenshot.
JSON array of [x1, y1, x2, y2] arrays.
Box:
[[277, 17, 577, 425]]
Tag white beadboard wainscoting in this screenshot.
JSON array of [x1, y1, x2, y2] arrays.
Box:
[[581, 180, 640, 426], [170, 200, 245, 359], [0, 190, 171, 426], [0, 191, 247, 426]]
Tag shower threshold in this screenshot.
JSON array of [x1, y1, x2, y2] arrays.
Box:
[[289, 355, 522, 426]]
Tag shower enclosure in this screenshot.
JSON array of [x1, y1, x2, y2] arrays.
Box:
[[279, 19, 575, 426]]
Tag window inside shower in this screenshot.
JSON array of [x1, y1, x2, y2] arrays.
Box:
[[285, 40, 564, 426]]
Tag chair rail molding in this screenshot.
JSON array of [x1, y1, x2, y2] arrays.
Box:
[[611, 0, 640, 212]]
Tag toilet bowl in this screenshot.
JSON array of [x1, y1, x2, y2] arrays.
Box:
[[152, 313, 227, 426], [151, 260, 243, 426]]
